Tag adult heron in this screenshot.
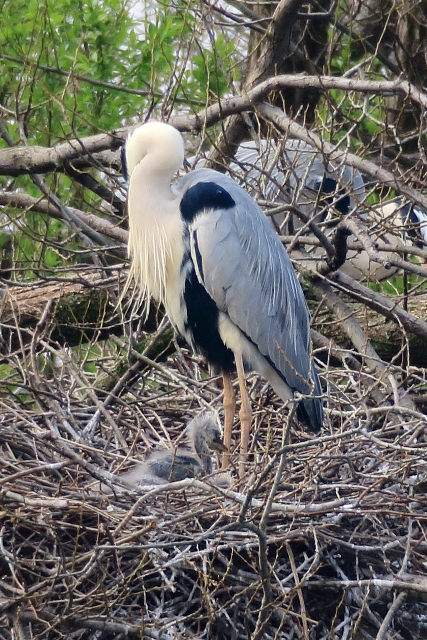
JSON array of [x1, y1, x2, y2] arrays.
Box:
[[123, 122, 323, 477], [230, 139, 365, 222]]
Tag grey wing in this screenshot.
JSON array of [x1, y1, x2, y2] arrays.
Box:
[[183, 170, 314, 395], [233, 139, 365, 211], [410, 204, 427, 243], [145, 451, 201, 481], [231, 140, 288, 202], [232, 139, 326, 205], [275, 139, 365, 206]]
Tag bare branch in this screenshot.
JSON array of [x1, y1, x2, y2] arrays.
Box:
[[331, 271, 427, 343], [0, 191, 128, 246], [2, 73, 427, 176]]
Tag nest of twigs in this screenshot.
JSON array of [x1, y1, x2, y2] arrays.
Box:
[[1, 331, 427, 640]]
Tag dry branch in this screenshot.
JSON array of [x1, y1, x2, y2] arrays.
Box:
[[0, 269, 122, 325], [2, 342, 427, 638], [0, 191, 128, 246], [2, 74, 427, 175]]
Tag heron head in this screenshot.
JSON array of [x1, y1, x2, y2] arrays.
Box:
[[123, 121, 185, 178], [185, 412, 227, 452], [206, 425, 228, 452]]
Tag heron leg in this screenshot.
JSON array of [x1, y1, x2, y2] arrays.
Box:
[[221, 370, 235, 469], [235, 353, 252, 479]]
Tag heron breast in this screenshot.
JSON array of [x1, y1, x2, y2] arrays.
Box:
[[181, 265, 235, 371]]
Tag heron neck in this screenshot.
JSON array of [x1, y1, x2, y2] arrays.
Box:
[[192, 432, 212, 475], [129, 158, 176, 211], [126, 157, 184, 318]]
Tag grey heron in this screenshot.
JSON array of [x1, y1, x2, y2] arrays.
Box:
[[120, 412, 227, 484], [123, 121, 323, 478], [375, 200, 427, 254], [231, 139, 365, 221], [230, 140, 403, 281]]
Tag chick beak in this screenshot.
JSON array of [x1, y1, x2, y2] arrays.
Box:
[[211, 435, 227, 452]]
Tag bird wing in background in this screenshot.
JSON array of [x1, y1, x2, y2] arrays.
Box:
[[404, 203, 427, 244], [232, 139, 365, 210], [180, 169, 315, 398]]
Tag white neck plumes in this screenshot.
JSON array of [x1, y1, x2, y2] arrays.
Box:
[[124, 122, 186, 317]]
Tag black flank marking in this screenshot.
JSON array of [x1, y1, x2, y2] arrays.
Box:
[[184, 267, 234, 371], [180, 181, 235, 223], [120, 145, 128, 181], [183, 257, 321, 431]]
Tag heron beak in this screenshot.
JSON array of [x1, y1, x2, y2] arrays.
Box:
[[211, 436, 227, 452]]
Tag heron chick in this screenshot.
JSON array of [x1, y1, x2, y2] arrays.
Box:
[[120, 412, 227, 485], [123, 121, 323, 477]]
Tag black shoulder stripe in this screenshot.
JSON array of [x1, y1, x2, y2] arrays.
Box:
[[121, 145, 128, 181], [408, 204, 420, 225], [180, 181, 235, 222], [400, 203, 418, 240], [192, 232, 204, 282]]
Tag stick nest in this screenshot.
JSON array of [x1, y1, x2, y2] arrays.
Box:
[[1, 339, 427, 640]]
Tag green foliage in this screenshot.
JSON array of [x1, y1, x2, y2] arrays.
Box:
[[0, 0, 242, 283], [369, 271, 427, 296], [190, 33, 236, 99], [0, 0, 241, 145], [1, 0, 135, 140]]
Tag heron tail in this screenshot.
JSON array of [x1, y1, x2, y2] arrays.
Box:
[[296, 365, 323, 432]]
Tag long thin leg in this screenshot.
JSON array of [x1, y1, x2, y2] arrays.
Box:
[[235, 353, 252, 479], [221, 370, 236, 469]]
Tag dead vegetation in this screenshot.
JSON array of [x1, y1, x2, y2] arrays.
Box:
[[1, 298, 427, 639]]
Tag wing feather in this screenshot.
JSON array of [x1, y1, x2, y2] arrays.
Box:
[[179, 169, 313, 395]]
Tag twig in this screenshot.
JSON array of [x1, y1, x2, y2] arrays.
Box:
[[375, 591, 406, 640]]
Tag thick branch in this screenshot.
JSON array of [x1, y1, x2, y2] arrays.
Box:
[[0, 269, 122, 326], [0, 129, 127, 176], [338, 218, 427, 279], [330, 271, 427, 343], [258, 102, 427, 211], [280, 234, 427, 263], [248, 0, 306, 85], [2, 74, 427, 176], [0, 191, 128, 247]]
